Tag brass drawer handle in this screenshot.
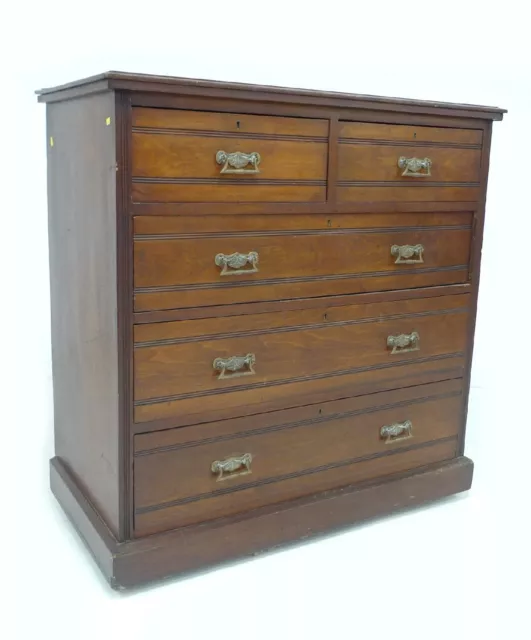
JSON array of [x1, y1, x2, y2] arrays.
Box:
[[398, 156, 432, 177], [380, 420, 413, 444], [213, 353, 256, 379], [216, 150, 261, 174], [387, 331, 420, 354], [391, 244, 424, 264], [211, 453, 253, 481], [215, 251, 259, 276]]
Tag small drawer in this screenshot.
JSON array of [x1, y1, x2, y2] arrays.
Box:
[[338, 121, 483, 146], [131, 107, 328, 203], [133, 379, 462, 536], [337, 121, 482, 203], [133, 293, 469, 424], [133, 212, 473, 312]]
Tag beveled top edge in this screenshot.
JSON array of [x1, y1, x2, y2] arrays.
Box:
[[36, 70, 507, 118], [36, 71, 108, 94]]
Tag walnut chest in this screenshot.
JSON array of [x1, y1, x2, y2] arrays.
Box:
[[37, 71, 505, 589]]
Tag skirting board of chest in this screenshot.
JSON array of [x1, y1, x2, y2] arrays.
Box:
[[37, 71, 505, 590]]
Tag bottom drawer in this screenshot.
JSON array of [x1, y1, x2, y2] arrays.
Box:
[[133, 379, 462, 536]]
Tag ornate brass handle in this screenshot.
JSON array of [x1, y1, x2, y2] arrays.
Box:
[[380, 420, 413, 444], [387, 331, 420, 355], [391, 244, 424, 264], [215, 251, 259, 276], [398, 156, 432, 177], [213, 353, 256, 379], [216, 150, 261, 174], [211, 453, 253, 481]]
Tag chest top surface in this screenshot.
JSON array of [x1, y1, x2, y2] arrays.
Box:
[[36, 70, 506, 120]]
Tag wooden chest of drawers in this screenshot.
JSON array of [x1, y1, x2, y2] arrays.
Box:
[[38, 71, 505, 589]]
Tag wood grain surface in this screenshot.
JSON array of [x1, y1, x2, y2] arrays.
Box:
[[134, 214, 472, 311], [40, 71, 503, 588], [339, 121, 483, 145], [134, 380, 461, 534], [46, 92, 121, 535], [134, 294, 469, 417], [133, 107, 329, 137]]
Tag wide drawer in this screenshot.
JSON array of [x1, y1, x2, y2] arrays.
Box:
[[134, 293, 469, 424], [133, 379, 462, 536], [131, 107, 328, 203], [133, 212, 473, 311], [338, 121, 482, 203]]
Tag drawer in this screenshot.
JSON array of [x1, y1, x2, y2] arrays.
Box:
[[134, 212, 473, 311], [338, 121, 482, 203], [133, 379, 462, 536], [338, 121, 483, 145], [134, 293, 469, 424], [131, 107, 328, 203]]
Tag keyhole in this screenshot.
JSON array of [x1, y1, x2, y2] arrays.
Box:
[[327, 219, 332, 228], [323, 313, 328, 320], [236, 120, 241, 129], [413, 132, 417, 139], [318, 408, 322, 415]]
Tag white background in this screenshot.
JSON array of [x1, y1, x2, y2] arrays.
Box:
[[4, 2, 531, 638]]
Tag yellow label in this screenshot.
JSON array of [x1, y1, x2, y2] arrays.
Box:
[[105, 117, 111, 126], [50, 136, 54, 147]]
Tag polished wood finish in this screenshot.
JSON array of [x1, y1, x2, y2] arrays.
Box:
[[338, 185, 481, 203], [133, 291, 468, 343], [134, 380, 461, 535], [135, 263, 470, 312], [134, 355, 466, 428], [338, 145, 481, 183], [39, 71, 503, 589], [36, 70, 505, 120], [50, 454, 475, 589], [46, 92, 122, 536], [132, 106, 328, 203], [131, 200, 480, 217], [134, 211, 473, 234], [133, 214, 472, 311], [133, 107, 330, 137], [459, 121, 493, 455], [338, 121, 483, 144], [136, 441, 458, 537], [132, 134, 328, 181], [133, 212, 473, 311], [134, 283, 471, 324], [133, 294, 469, 413], [134, 181, 327, 204]]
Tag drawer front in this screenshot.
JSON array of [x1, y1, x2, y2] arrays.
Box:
[[338, 121, 483, 145], [134, 108, 330, 137], [134, 212, 472, 312], [134, 294, 469, 424], [338, 121, 482, 203], [133, 380, 462, 536], [131, 108, 328, 203]]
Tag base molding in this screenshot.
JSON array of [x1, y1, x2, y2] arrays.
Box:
[[50, 455, 473, 590]]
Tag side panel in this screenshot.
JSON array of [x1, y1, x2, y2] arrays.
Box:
[[458, 121, 493, 455], [47, 92, 121, 535]]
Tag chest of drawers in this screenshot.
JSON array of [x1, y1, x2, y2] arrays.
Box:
[[38, 71, 505, 589]]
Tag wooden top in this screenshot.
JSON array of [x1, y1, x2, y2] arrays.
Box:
[[36, 71, 506, 120]]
